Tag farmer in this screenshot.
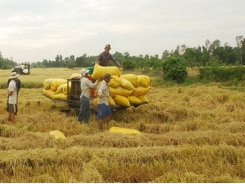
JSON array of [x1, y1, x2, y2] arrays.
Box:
[[7, 72, 20, 123], [96, 44, 123, 68], [7, 70, 22, 94], [7, 70, 21, 114], [97, 73, 113, 131], [78, 68, 102, 124]]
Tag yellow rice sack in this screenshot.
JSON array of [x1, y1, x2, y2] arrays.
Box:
[[109, 127, 141, 135], [93, 97, 98, 108], [94, 96, 115, 106], [91, 63, 121, 80], [108, 75, 120, 88], [49, 130, 66, 140], [54, 82, 71, 95], [51, 79, 67, 91], [63, 82, 71, 95], [121, 74, 140, 87], [138, 95, 149, 103], [43, 78, 61, 90], [94, 88, 98, 97], [52, 93, 68, 101], [114, 95, 130, 107], [108, 96, 116, 106], [119, 77, 136, 91], [137, 75, 150, 87], [127, 95, 142, 104], [94, 80, 103, 98], [70, 73, 81, 79], [43, 89, 55, 99], [132, 86, 150, 96], [110, 87, 133, 97]]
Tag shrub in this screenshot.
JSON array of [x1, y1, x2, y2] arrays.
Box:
[[162, 57, 187, 83], [199, 66, 245, 82], [123, 59, 136, 70]]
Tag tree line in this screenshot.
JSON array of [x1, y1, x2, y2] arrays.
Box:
[[0, 36, 244, 70]]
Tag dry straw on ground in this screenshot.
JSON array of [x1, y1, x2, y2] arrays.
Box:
[[0, 68, 245, 182]]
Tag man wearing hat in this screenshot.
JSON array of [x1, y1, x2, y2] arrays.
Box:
[[78, 68, 103, 124], [7, 70, 22, 94], [97, 73, 113, 131], [96, 44, 123, 68], [7, 72, 19, 123], [7, 70, 22, 115]]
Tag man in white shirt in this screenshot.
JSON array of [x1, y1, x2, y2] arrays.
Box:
[[97, 73, 113, 131], [78, 68, 102, 124], [8, 72, 19, 123]]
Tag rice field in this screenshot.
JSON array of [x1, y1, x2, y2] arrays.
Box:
[[0, 68, 245, 182]]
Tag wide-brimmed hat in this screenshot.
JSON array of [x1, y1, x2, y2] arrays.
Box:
[[9, 72, 19, 79], [81, 68, 89, 77]]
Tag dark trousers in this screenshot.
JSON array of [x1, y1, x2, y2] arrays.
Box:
[[78, 99, 90, 123]]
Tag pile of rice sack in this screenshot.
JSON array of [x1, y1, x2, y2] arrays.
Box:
[[43, 63, 151, 107], [92, 63, 150, 107], [42, 74, 78, 100]]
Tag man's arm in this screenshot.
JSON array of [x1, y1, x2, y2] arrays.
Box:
[[98, 83, 106, 98], [8, 90, 13, 95], [96, 52, 105, 66], [110, 54, 122, 68], [17, 79, 21, 93]]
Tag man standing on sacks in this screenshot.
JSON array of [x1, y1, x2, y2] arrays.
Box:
[[96, 44, 123, 68]]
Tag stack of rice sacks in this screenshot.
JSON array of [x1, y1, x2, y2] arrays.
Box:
[[42, 74, 80, 100], [92, 63, 150, 107]]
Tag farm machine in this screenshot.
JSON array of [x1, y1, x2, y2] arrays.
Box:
[[14, 62, 31, 75]]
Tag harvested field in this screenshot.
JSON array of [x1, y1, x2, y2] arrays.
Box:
[[0, 69, 245, 182]]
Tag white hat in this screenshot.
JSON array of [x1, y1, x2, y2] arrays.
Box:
[[81, 68, 89, 77], [9, 72, 19, 79]]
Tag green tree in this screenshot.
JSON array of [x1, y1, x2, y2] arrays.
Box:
[[0, 51, 3, 68], [236, 35, 244, 64], [162, 57, 187, 82], [122, 52, 135, 70], [55, 55, 60, 67], [161, 50, 170, 60], [113, 52, 124, 64], [76, 54, 86, 67]]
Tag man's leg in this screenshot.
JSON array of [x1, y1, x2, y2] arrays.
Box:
[[104, 105, 112, 130], [98, 104, 105, 131], [99, 119, 104, 131], [10, 112, 15, 123], [78, 100, 86, 122], [84, 101, 90, 123], [105, 115, 111, 130], [8, 113, 11, 121]]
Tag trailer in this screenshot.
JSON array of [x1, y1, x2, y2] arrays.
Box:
[[43, 77, 147, 112]]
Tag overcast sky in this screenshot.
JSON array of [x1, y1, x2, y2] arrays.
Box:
[[0, 0, 244, 63]]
